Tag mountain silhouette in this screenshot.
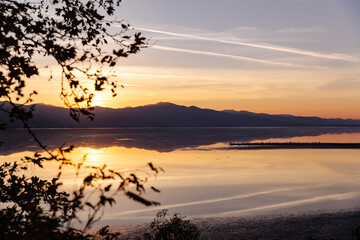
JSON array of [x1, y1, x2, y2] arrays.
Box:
[[1, 102, 360, 128]]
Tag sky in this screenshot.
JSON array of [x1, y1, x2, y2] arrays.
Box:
[[32, 0, 360, 118]]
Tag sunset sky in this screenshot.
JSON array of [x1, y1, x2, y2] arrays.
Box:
[[32, 0, 360, 118]]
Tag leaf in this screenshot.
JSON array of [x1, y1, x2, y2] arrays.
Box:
[[83, 175, 94, 184], [148, 162, 158, 174], [104, 184, 112, 192], [85, 202, 95, 209], [151, 186, 161, 193], [125, 191, 160, 206]]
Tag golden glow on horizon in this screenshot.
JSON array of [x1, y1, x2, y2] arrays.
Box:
[[92, 92, 108, 107], [23, 65, 360, 119]]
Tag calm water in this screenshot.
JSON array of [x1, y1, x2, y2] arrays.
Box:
[[1, 127, 360, 224]]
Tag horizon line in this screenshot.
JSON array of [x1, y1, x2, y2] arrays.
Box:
[[7, 100, 359, 120]]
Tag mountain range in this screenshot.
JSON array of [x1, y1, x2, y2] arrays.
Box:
[[1, 102, 360, 128]]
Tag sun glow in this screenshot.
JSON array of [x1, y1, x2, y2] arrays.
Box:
[[85, 149, 103, 166], [91, 92, 108, 107]]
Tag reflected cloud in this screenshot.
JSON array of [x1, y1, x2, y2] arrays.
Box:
[[115, 184, 329, 216], [221, 192, 360, 216]]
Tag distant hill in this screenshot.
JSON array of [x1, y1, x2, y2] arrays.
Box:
[[1, 102, 360, 128]]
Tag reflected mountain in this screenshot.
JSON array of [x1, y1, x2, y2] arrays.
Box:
[[1, 127, 360, 155]]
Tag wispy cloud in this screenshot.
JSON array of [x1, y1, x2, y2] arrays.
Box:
[[275, 26, 327, 33], [153, 45, 306, 68], [319, 76, 360, 90], [233, 26, 261, 31], [135, 27, 358, 62]]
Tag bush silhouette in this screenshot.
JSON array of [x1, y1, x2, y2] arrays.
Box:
[[139, 210, 200, 240]]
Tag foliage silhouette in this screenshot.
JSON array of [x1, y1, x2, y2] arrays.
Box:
[[353, 226, 360, 240], [138, 210, 200, 240], [0, 0, 162, 239]]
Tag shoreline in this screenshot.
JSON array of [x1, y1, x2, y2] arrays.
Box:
[[107, 210, 360, 239], [229, 142, 360, 150]]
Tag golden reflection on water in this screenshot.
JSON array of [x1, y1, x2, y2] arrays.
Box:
[[1, 144, 360, 224]]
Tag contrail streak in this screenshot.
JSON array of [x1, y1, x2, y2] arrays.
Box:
[[153, 45, 306, 68], [135, 27, 358, 62]]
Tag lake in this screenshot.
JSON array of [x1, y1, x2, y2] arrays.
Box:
[[1, 127, 360, 224]]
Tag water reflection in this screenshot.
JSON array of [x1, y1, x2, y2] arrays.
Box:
[[2, 127, 360, 155], [1, 128, 360, 224], [1, 146, 360, 224], [103, 147, 360, 223]]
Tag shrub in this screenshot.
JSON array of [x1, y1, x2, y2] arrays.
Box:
[[140, 210, 200, 240]]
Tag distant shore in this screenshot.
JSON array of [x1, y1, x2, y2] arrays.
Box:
[[229, 142, 360, 150], [110, 210, 360, 239]]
